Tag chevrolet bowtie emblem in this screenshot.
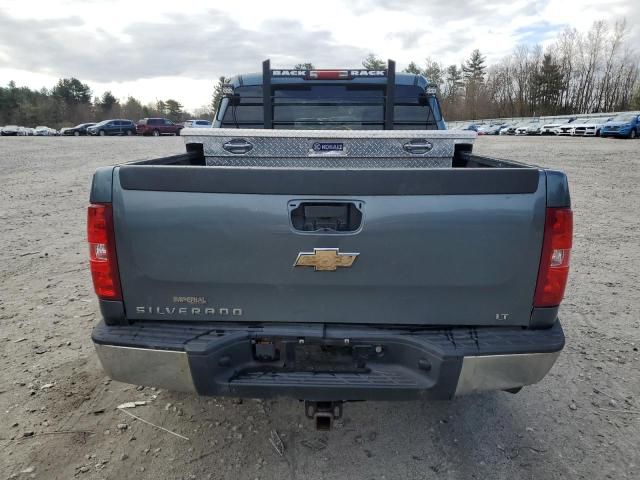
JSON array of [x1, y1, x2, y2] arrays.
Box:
[[294, 248, 359, 271]]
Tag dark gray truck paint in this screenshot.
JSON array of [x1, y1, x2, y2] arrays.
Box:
[[112, 169, 546, 327], [90, 153, 569, 329]]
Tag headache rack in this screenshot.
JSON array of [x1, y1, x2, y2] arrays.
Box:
[[261, 59, 397, 130], [180, 59, 469, 169]]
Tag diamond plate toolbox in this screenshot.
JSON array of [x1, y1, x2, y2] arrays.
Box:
[[181, 128, 476, 169]]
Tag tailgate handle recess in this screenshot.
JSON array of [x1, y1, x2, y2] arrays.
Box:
[[290, 202, 363, 233], [223, 138, 253, 154], [403, 139, 433, 154]]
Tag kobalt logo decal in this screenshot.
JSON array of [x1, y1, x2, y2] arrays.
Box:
[[312, 142, 344, 152]]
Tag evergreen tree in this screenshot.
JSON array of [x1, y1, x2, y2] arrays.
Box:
[[362, 53, 386, 70], [293, 63, 315, 70], [98, 91, 118, 114], [403, 62, 422, 75], [462, 50, 487, 119], [52, 78, 92, 105], [535, 54, 563, 114], [164, 99, 184, 122], [462, 49, 487, 83], [122, 97, 144, 121], [211, 76, 228, 114]]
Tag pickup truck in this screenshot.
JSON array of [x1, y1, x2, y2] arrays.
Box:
[[89, 61, 571, 429]]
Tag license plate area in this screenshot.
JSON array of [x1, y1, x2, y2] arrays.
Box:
[[251, 339, 374, 373], [292, 344, 360, 372]]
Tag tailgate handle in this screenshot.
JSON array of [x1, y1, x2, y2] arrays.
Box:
[[403, 140, 433, 154], [223, 139, 254, 154], [290, 202, 363, 233]]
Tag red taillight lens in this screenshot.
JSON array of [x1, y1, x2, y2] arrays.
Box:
[[307, 70, 350, 80], [534, 208, 573, 307], [87, 204, 122, 300]]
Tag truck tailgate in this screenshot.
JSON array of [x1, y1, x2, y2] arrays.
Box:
[[112, 165, 546, 327]]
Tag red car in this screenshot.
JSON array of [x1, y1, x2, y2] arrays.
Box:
[[136, 118, 183, 136]]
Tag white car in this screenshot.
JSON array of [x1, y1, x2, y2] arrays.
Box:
[[17, 127, 34, 136], [35, 126, 53, 136], [556, 119, 589, 136], [499, 124, 515, 135], [183, 119, 211, 128], [540, 118, 576, 135], [571, 117, 613, 137], [525, 122, 542, 135], [515, 122, 539, 135]]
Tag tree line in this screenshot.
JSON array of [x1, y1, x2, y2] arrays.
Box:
[[211, 20, 640, 121], [401, 19, 640, 120], [0, 77, 208, 129]]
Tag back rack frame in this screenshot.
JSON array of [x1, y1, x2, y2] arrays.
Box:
[[261, 59, 397, 130]]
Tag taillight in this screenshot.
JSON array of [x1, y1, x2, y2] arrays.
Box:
[[87, 204, 122, 300], [534, 208, 573, 307]]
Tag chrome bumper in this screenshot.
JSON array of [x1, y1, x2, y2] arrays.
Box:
[[94, 344, 196, 392], [94, 344, 560, 397], [454, 352, 560, 395]]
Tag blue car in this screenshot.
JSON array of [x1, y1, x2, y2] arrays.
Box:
[[600, 112, 640, 139]]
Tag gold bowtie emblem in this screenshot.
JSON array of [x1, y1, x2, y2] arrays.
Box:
[[294, 248, 359, 271]]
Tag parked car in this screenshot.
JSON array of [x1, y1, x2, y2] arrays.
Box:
[[136, 118, 183, 136], [90, 60, 570, 430], [87, 119, 136, 136], [600, 112, 640, 139], [498, 124, 514, 135], [62, 123, 96, 136], [183, 119, 212, 129], [477, 123, 505, 135], [503, 123, 526, 135], [540, 118, 576, 135], [1, 125, 20, 136], [556, 118, 588, 136], [460, 123, 483, 132], [525, 122, 542, 135], [515, 122, 540, 135], [571, 117, 613, 137], [34, 126, 54, 136], [19, 127, 34, 136]]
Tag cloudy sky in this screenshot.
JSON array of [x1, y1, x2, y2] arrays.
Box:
[[0, 0, 636, 111]]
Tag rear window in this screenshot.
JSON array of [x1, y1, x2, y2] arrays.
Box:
[[219, 84, 439, 130], [195, 120, 210, 126]]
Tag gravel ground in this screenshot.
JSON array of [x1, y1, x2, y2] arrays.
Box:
[[1, 135, 639, 480]]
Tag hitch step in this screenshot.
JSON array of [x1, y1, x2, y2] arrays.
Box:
[[305, 401, 343, 430]]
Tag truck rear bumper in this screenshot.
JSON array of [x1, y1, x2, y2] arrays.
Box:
[[92, 321, 564, 401]]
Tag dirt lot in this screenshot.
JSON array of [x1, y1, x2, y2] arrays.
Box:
[[1, 135, 639, 480]]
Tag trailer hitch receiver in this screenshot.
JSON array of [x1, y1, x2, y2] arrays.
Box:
[[305, 401, 343, 430]]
